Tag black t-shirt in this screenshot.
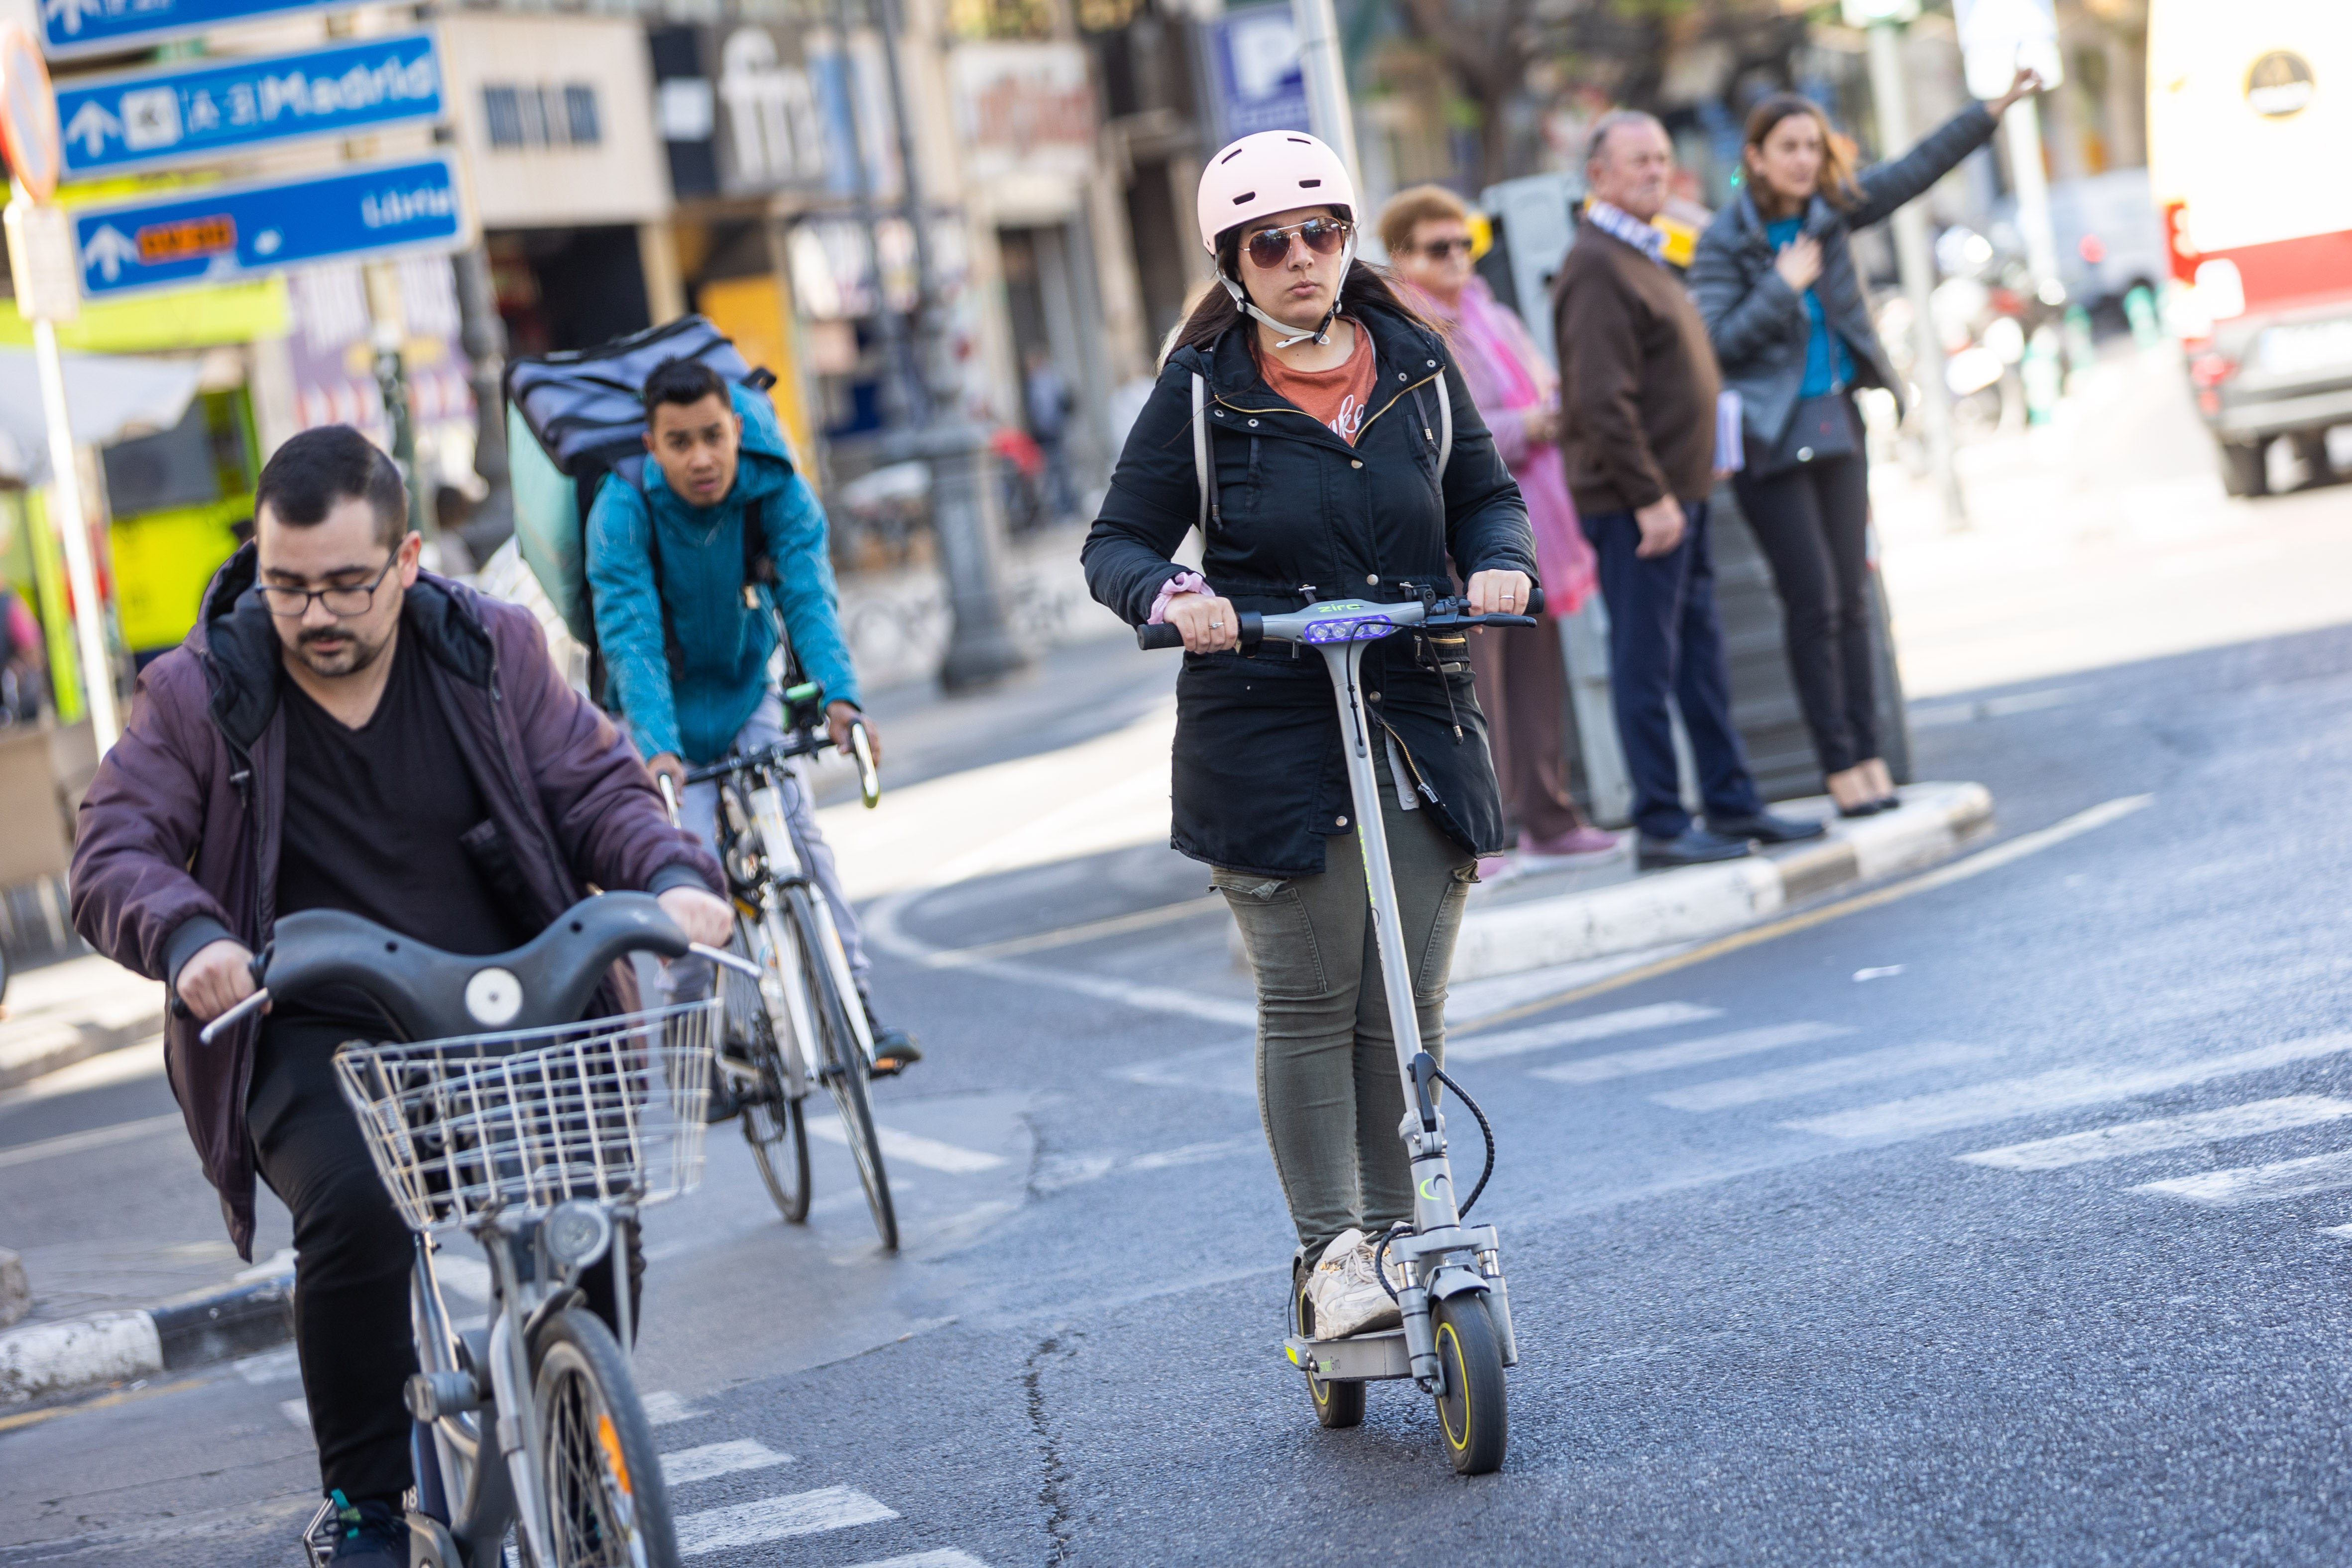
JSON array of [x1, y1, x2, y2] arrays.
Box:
[[269, 637, 529, 1037]]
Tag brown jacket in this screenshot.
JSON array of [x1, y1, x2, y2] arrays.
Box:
[[1552, 226, 1722, 516], [70, 546, 722, 1258]]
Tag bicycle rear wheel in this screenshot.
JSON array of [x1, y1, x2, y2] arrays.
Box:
[[788, 886, 896, 1251], [532, 1309, 679, 1566], [729, 918, 810, 1221]]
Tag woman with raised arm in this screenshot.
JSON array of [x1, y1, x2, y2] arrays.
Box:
[[1081, 132, 1535, 1342], [1691, 69, 2038, 817]]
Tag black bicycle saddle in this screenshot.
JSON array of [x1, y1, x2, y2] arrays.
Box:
[[261, 893, 692, 1041]]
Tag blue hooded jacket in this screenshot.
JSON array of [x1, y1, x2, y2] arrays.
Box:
[[585, 384, 859, 766]]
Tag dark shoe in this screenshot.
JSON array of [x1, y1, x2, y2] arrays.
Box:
[[705, 1077, 748, 1124], [1637, 828, 1757, 870], [867, 1013, 922, 1078], [1875, 795, 1902, 812], [1707, 810, 1828, 845], [1835, 798, 1884, 820], [325, 1493, 406, 1566]]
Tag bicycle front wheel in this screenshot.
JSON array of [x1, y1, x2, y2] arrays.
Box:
[[730, 918, 810, 1222], [532, 1308, 679, 1567], [788, 885, 896, 1251]]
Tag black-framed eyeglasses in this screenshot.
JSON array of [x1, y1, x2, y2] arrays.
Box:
[[1244, 218, 1352, 271], [1415, 237, 1475, 259], [256, 552, 401, 619]]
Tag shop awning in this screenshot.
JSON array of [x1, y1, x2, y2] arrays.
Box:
[[0, 350, 205, 487]]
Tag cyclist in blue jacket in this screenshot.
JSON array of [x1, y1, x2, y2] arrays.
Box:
[[586, 356, 920, 1077]]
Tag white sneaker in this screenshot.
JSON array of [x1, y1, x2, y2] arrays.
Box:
[[1304, 1228, 1406, 1339]]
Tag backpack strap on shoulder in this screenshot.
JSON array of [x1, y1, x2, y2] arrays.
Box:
[[1436, 367, 1453, 477], [1190, 372, 1218, 536]]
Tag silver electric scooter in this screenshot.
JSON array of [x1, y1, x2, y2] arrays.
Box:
[[1140, 587, 1534, 1474]]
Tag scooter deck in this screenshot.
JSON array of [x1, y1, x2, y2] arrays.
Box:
[[1284, 1329, 1412, 1383]]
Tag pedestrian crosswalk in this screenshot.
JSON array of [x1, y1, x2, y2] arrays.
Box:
[[651, 1397, 991, 1564], [1467, 999, 2352, 1244]]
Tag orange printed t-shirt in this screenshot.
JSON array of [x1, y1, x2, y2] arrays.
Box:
[[1259, 320, 1378, 444]]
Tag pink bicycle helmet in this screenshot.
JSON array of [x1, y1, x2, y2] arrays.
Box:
[[1195, 130, 1359, 347]]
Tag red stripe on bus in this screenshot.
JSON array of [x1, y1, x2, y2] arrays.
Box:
[[2199, 230, 2352, 314]]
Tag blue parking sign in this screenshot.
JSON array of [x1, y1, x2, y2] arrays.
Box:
[[56, 33, 444, 181], [1203, 5, 1310, 144], [72, 152, 466, 299]]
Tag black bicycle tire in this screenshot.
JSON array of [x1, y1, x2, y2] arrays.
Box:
[[730, 915, 811, 1222], [530, 1308, 680, 1567], [787, 885, 897, 1251]]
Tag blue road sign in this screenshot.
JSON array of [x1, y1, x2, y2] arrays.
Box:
[[39, 0, 350, 62], [72, 152, 465, 299], [1202, 6, 1310, 145], [56, 32, 442, 180]]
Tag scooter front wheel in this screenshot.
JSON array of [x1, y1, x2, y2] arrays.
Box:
[[1430, 1295, 1507, 1474]]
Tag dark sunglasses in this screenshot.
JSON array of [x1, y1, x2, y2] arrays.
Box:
[[1244, 218, 1352, 270], [1415, 236, 1475, 259]]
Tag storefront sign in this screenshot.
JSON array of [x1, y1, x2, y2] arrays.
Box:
[[72, 152, 466, 300], [950, 41, 1094, 184], [56, 32, 443, 181]]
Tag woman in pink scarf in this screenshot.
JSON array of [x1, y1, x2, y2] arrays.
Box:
[[1383, 186, 1614, 864]]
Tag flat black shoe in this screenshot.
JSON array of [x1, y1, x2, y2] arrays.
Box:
[[1875, 795, 1901, 812], [1707, 810, 1828, 845], [1835, 799, 1884, 820], [1637, 828, 1757, 870], [867, 1017, 922, 1078]]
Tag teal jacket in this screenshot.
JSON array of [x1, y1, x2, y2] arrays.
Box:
[[585, 385, 859, 766]]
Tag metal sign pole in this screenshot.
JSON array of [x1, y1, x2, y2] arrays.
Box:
[[24, 294, 119, 751], [1291, 0, 1362, 195]]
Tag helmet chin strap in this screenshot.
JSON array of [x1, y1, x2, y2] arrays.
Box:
[[1220, 234, 1358, 351]]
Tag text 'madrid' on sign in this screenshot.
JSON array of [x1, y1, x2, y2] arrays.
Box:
[[39, 0, 352, 61], [72, 151, 467, 299], [55, 31, 442, 180]]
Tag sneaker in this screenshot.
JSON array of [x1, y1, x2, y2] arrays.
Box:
[[1706, 809, 1828, 845], [866, 1013, 922, 1078], [325, 1492, 406, 1566], [1303, 1228, 1407, 1339], [1520, 825, 1619, 859]]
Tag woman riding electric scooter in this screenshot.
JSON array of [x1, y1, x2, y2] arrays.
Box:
[[1083, 131, 1536, 1353]]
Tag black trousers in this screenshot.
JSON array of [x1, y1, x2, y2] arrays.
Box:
[[1580, 500, 1765, 841], [1732, 449, 1879, 776], [250, 1020, 642, 1504]]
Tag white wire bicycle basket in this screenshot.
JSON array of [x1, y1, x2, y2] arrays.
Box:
[[333, 999, 719, 1233]]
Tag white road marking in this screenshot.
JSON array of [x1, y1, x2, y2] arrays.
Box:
[[1786, 1033, 2352, 1142], [0, 1111, 186, 1170], [1652, 1041, 2004, 1112], [1960, 1096, 2352, 1171], [807, 1120, 1005, 1174], [1853, 965, 1905, 982], [676, 1485, 897, 1555], [641, 1391, 704, 1426], [1446, 1001, 1725, 1064], [1122, 1041, 1256, 1098], [1531, 1022, 1852, 1086], [2135, 1150, 2352, 1207], [839, 1553, 993, 1568], [1125, 1138, 1251, 1171], [279, 1398, 312, 1433], [661, 1439, 793, 1486], [234, 1346, 301, 1384]]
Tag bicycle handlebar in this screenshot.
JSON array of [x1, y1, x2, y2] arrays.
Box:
[[1134, 586, 1544, 652], [194, 894, 762, 1046]]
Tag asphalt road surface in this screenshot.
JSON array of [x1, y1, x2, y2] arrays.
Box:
[[8, 612, 2352, 1567]]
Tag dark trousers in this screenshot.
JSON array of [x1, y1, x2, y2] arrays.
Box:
[[1465, 620, 1590, 842], [1580, 500, 1764, 840], [249, 1021, 419, 1504], [1733, 451, 1879, 775], [250, 1020, 642, 1503]]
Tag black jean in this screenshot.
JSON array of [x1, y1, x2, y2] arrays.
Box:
[[1580, 500, 1765, 840], [1732, 449, 1878, 776], [250, 1019, 642, 1504]]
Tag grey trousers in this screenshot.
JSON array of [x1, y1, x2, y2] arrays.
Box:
[[1214, 749, 1477, 1271], [661, 689, 869, 1004]]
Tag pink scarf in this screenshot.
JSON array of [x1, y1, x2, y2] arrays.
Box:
[[1408, 278, 1596, 617]]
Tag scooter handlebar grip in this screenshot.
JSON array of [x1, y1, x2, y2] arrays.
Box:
[[1525, 585, 1544, 616], [1136, 622, 1185, 651]]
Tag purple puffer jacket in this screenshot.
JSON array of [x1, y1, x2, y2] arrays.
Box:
[[70, 545, 723, 1259]]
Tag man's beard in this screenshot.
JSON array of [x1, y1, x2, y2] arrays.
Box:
[[290, 620, 392, 678]]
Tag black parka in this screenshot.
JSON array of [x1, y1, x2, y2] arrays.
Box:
[[1690, 104, 1997, 450], [1082, 299, 1537, 877]]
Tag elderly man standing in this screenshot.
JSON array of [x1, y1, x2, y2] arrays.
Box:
[[1553, 111, 1823, 869]]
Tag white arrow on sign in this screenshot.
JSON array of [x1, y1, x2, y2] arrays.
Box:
[[82, 224, 140, 281], [39, 0, 104, 38], [62, 100, 121, 156]]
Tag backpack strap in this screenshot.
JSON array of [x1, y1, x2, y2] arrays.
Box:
[[1190, 372, 1217, 535], [1436, 368, 1453, 477]]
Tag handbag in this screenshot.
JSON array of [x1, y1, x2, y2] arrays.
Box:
[[1759, 391, 1858, 478]]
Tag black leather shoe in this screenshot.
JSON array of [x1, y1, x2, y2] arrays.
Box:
[[1637, 828, 1757, 869], [1835, 799, 1884, 820], [1707, 810, 1828, 845]]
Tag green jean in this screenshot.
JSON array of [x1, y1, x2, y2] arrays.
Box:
[[1213, 749, 1477, 1272]]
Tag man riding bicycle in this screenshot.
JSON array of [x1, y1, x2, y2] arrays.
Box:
[[69, 428, 735, 1566], [585, 356, 920, 1076]]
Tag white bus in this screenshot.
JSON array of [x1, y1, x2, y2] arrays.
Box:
[[2147, 0, 2352, 495]]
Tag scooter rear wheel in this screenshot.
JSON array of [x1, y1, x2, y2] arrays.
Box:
[[1430, 1296, 1507, 1474]]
